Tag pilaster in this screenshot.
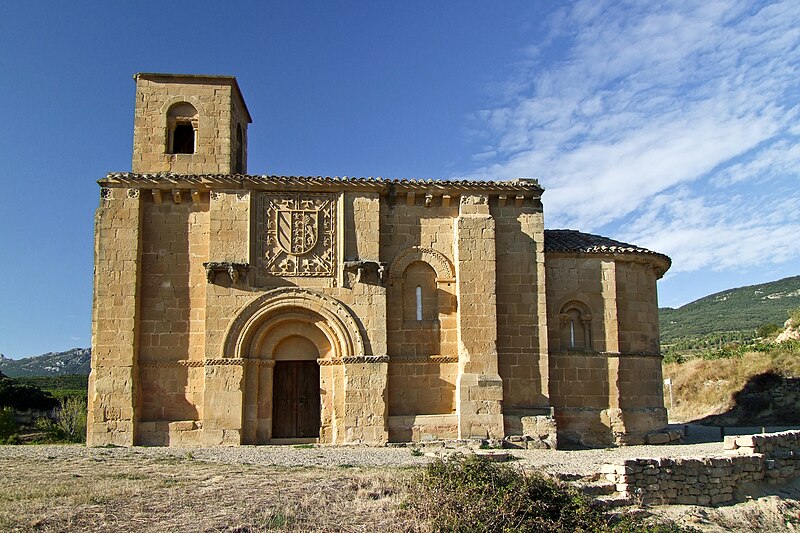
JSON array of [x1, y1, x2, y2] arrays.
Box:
[[87, 187, 142, 446], [202, 190, 251, 444], [454, 195, 504, 439], [341, 359, 389, 444]]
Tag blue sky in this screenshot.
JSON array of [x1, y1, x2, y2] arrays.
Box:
[[1, 1, 798, 358]]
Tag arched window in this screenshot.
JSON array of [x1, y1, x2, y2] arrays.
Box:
[[559, 300, 593, 351], [403, 261, 437, 322], [167, 102, 198, 154]]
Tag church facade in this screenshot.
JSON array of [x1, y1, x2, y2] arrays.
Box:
[[88, 73, 671, 447]]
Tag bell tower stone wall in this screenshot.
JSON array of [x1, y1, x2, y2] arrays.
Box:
[[132, 73, 251, 175]]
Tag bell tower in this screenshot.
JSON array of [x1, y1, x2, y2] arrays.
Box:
[[132, 73, 252, 174]]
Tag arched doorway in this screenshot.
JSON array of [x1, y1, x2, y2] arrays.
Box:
[[224, 288, 365, 444], [272, 335, 320, 438]]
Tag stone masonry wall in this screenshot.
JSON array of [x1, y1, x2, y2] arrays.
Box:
[[137, 192, 208, 428], [454, 195, 504, 439], [602, 430, 800, 505], [492, 200, 548, 416], [132, 74, 248, 175], [545, 255, 667, 447], [614, 261, 660, 355], [88, 187, 142, 446]]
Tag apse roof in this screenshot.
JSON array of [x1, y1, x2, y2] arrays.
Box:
[[544, 229, 671, 274]]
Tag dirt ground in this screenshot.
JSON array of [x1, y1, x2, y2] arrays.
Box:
[[2, 444, 800, 532]]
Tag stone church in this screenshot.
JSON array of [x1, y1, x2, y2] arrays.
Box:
[[88, 73, 671, 448]]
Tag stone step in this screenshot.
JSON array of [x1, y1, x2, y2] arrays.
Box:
[[554, 472, 587, 482], [595, 494, 633, 508], [573, 481, 617, 496], [472, 450, 511, 462]]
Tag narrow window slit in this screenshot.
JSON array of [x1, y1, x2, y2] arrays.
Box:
[[570, 320, 576, 348]]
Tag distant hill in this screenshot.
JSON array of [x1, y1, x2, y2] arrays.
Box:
[[0, 348, 90, 377], [660, 275, 800, 344]]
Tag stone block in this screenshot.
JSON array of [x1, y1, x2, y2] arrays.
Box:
[[723, 436, 739, 450], [646, 432, 670, 445]]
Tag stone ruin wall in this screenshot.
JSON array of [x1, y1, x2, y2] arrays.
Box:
[[602, 430, 800, 505]]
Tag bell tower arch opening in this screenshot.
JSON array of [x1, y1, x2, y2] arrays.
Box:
[[166, 102, 198, 154]]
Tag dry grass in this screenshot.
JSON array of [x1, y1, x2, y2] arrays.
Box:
[[4, 446, 800, 532], [0, 450, 418, 532], [663, 347, 800, 423]]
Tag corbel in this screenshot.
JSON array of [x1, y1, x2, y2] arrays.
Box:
[[424, 193, 433, 207], [152, 189, 163, 204], [191, 190, 201, 203], [442, 194, 451, 208], [343, 260, 389, 285], [203, 262, 250, 284], [172, 190, 183, 204], [515, 195, 525, 207], [498, 195, 507, 208], [406, 191, 415, 207]]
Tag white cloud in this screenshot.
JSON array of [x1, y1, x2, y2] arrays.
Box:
[[470, 0, 800, 277]]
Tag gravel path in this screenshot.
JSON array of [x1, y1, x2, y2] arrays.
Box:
[[3, 424, 783, 477]]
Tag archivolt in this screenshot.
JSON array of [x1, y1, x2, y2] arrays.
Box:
[[559, 299, 592, 317], [223, 288, 365, 360], [388, 246, 454, 280]]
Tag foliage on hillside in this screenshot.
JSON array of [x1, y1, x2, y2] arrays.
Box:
[[0, 371, 86, 444], [662, 340, 800, 423], [0, 371, 59, 411], [659, 275, 800, 344], [14, 374, 88, 401]]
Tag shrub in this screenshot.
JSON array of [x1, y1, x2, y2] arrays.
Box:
[[0, 375, 59, 411], [0, 407, 19, 443], [757, 323, 781, 339], [790, 307, 800, 328], [53, 397, 87, 443], [407, 454, 694, 532], [662, 353, 686, 365]]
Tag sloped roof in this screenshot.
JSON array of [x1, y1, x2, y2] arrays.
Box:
[[100, 173, 543, 194], [544, 229, 671, 275]]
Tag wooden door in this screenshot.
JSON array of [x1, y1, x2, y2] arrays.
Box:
[[273, 361, 320, 438]]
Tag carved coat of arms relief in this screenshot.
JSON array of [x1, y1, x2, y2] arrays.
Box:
[[258, 193, 336, 277]]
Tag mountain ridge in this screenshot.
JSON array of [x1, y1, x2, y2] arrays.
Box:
[[659, 275, 800, 344], [0, 348, 91, 377]]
